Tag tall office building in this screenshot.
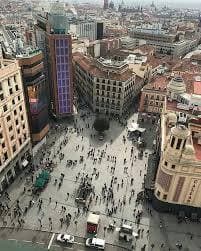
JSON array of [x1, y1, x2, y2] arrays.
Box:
[[104, 0, 109, 9], [97, 22, 104, 40], [35, 3, 73, 118], [17, 49, 49, 144], [0, 58, 32, 192], [77, 21, 97, 41]]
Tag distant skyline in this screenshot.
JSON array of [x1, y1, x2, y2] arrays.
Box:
[[73, 0, 201, 9]]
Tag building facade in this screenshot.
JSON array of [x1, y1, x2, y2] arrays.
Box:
[[35, 4, 74, 118], [17, 49, 49, 144], [77, 21, 97, 41], [0, 59, 32, 192], [139, 77, 167, 114], [73, 52, 141, 116], [153, 113, 201, 216], [46, 33, 73, 117], [153, 74, 201, 216]]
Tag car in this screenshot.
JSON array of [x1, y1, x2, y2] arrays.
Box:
[[57, 233, 74, 244], [86, 238, 105, 250], [98, 134, 104, 141]]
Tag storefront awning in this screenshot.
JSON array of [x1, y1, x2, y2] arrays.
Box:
[[22, 159, 29, 168]]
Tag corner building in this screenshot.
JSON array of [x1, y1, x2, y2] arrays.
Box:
[[153, 112, 201, 216], [0, 59, 32, 192], [73, 52, 137, 116]]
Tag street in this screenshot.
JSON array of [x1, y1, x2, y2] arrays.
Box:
[[0, 108, 201, 251]]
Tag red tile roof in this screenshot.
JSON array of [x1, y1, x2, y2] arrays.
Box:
[[73, 52, 133, 81], [143, 76, 168, 92]]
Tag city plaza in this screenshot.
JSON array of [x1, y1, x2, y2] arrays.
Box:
[[0, 107, 201, 251]]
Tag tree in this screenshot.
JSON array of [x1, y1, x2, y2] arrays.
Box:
[[93, 116, 109, 133]]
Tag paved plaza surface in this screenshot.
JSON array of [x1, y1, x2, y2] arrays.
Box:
[[0, 108, 201, 251]]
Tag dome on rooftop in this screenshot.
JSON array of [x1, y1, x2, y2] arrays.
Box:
[[167, 76, 186, 94], [171, 124, 190, 139]]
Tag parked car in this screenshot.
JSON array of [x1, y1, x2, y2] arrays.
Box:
[[86, 238, 105, 250], [57, 233, 74, 244], [98, 133, 104, 141]]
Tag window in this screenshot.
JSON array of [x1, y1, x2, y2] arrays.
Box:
[[107, 86, 110, 91], [119, 82, 122, 86], [14, 110, 17, 115], [15, 85, 19, 91], [0, 82, 2, 90], [3, 105, 7, 112], [171, 136, 175, 147], [11, 135, 14, 141], [9, 126, 12, 132], [17, 129, 20, 134], [97, 78, 99, 82], [19, 138, 22, 145], [102, 85, 105, 90], [96, 84, 99, 89], [24, 133, 27, 140], [8, 78, 11, 86], [176, 139, 182, 149], [113, 87, 116, 92], [9, 88, 13, 95], [171, 165, 175, 169], [19, 105, 22, 111], [16, 119, 19, 125], [2, 142, 5, 148], [12, 99, 15, 105], [0, 93, 4, 101], [164, 161, 168, 166], [12, 145, 16, 153], [0, 133, 2, 139], [157, 191, 161, 197], [6, 116, 11, 122], [21, 115, 24, 121], [18, 95, 20, 101], [14, 75, 16, 83], [163, 194, 167, 200], [4, 152, 8, 161]]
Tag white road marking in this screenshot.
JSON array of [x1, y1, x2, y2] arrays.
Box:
[[7, 239, 17, 241], [48, 233, 55, 250], [22, 240, 32, 243], [36, 241, 46, 245]]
